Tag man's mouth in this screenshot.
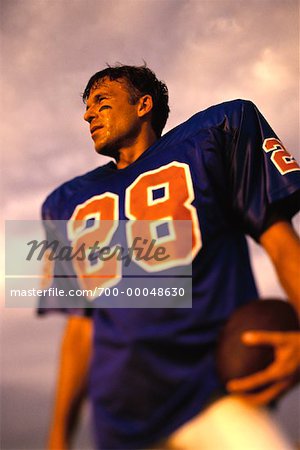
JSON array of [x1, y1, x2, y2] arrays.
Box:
[[90, 125, 103, 134]]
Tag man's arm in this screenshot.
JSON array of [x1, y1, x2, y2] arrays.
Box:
[[260, 220, 300, 313], [48, 315, 93, 450], [227, 221, 300, 404]]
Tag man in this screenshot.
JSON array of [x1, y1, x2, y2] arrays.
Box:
[[41, 64, 300, 449]]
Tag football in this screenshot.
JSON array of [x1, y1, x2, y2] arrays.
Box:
[[216, 299, 299, 387]]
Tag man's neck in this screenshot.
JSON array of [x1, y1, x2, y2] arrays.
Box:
[[116, 128, 157, 169]]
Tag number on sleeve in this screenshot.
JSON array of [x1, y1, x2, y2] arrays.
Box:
[[263, 138, 300, 175]]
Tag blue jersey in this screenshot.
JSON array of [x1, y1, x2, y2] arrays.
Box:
[[41, 100, 300, 449]]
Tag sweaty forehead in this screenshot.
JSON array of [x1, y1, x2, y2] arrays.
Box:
[[90, 77, 128, 94]]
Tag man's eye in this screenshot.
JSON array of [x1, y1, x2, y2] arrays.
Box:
[[99, 105, 110, 111]]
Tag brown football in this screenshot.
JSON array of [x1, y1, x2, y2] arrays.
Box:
[[216, 299, 299, 388]]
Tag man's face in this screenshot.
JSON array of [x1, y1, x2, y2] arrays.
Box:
[[84, 77, 142, 157]]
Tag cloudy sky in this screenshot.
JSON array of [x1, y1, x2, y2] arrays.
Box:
[[1, 0, 299, 448], [2, 0, 299, 220]]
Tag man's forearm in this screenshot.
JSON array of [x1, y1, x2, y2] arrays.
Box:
[[48, 315, 93, 449], [260, 220, 300, 314]]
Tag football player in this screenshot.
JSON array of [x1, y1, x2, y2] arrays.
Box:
[[40, 64, 300, 449]]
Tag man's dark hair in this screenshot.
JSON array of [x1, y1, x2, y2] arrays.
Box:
[[82, 64, 170, 137]]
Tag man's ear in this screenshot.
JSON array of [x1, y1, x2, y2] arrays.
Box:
[[137, 95, 153, 118]]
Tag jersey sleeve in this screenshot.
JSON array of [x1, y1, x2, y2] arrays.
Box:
[[37, 197, 90, 317], [226, 100, 300, 241]]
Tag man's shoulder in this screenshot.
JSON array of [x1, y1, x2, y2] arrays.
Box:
[[187, 99, 255, 127], [162, 99, 255, 145], [41, 162, 112, 219]]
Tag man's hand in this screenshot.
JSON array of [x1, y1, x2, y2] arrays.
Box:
[[227, 330, 300, 405]]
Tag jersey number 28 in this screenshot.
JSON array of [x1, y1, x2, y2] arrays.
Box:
[[67, 162, 202, 294]]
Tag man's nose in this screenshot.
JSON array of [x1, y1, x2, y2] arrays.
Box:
[[84, 107, 97, 123]]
